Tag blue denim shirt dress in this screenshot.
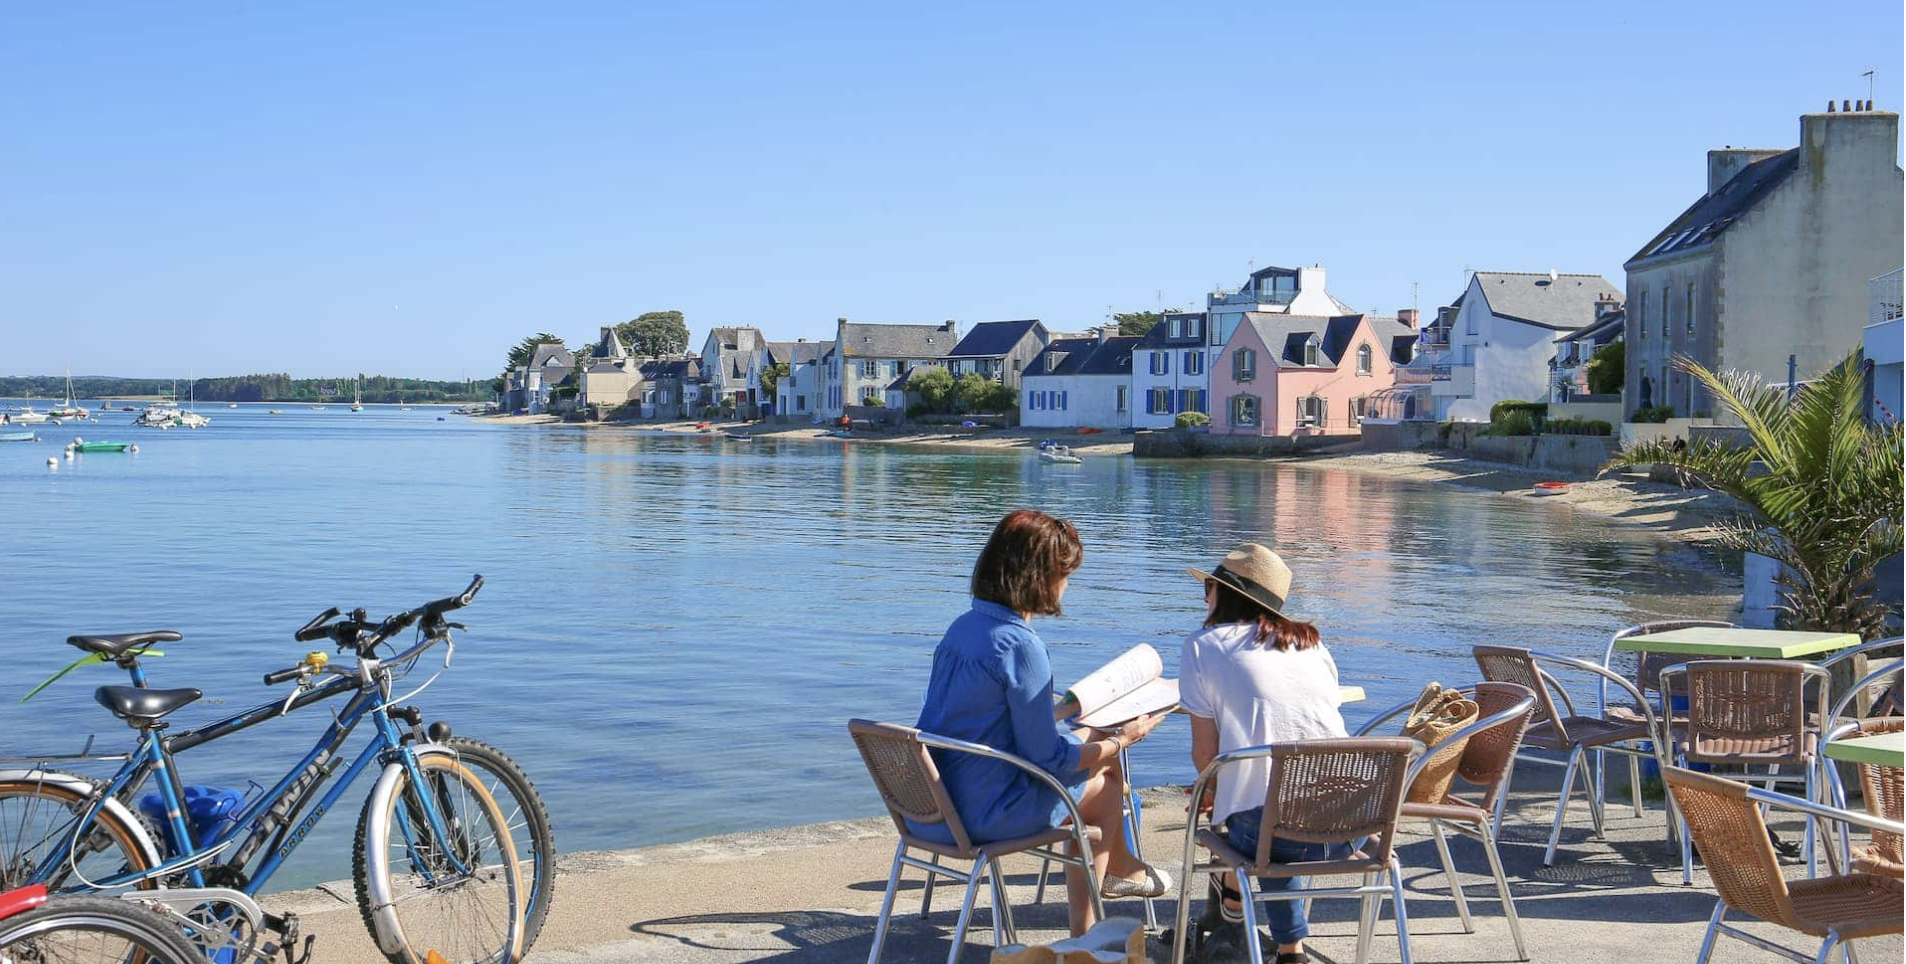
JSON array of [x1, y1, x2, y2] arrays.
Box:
[[910, 599, 1087, 845]]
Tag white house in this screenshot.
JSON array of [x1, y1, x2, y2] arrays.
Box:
[[1869, 268, 1902, 423], [1410, 271, 1622, 421], [1205, 265, 1353, 352], [821, 318, 960, 417], [698, 326, 767, 415], [1020, 330, 1138, 429], [762, 340, 828, 420], [1131, 311, 1211, 428]]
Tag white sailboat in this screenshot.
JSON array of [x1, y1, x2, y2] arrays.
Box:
[[48, 368, 89, 420], [351, 376, 364, 412]]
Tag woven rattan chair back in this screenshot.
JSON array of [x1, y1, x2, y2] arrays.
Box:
[[1685, 660, 1811, 765], [1254, 737, 1416, 868], [1664, 765, 1799, 930], [1612, 620, 1732, 700], [1473, 645, 1570, 744], [1855, 716, 1904, 872], [1457, 681, 1537, 811], [848, 719, 974, 853]]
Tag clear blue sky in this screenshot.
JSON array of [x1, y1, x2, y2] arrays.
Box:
[[3, 0, 1900, 380]]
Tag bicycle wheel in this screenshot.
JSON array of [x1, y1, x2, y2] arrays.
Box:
[[438, 737, 554, 954], [352, 752, 523, 964], [0, 774, 158, 894], [0, 894, 201, 964]]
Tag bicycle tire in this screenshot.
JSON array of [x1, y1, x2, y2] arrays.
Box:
[[351, 752, 524, 964], [0, 774, 160, 893], [438, 736, 555, 954], [0, 894, 201, 964]]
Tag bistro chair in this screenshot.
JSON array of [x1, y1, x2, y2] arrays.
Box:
[[1658, 660, 1833, 883], [1355, 682, 1537, 960], [1599, 620, 1734, 817], [1820, 659, 1904, 878], [847, 719, 1105, 964], [1168, 737, 1423, 964], [1818, 637, 1905, 718], [1472, 645, 1670, 865], [1664, 765, 1903, 964]]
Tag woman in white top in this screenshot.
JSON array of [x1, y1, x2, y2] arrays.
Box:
[[1179, 543, 1346, 964]]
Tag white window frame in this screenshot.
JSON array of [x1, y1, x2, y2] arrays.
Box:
[[1116, 385, 1127, 413], [1230, 394, 1259, 427], [1234, 348, 1256, 381], [1184, 350, 1203, 376], [1304, 340, 1320, 367], [1356, 343, 1372, 375]]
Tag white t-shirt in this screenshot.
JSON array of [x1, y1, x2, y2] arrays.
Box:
[[1179, 622, 1347, 825]]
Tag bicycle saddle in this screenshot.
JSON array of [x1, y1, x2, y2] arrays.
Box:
[[67, 631, 182, 657], [94, 685, 201, 722]]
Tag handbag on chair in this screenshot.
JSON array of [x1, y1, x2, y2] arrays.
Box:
[[1400, 682, 1480, 803]]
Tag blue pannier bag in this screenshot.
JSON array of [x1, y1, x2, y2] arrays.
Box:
[[137, 785, 247, 850]]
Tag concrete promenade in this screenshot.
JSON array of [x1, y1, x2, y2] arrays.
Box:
[[270, 760, 1901, 963]]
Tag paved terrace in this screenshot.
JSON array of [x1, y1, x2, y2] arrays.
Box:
[[271, 760, 1901, 963]]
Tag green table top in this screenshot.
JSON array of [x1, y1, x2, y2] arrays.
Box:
[[1825, 731, 1904, 767], [1615, 627, 1864, 658]]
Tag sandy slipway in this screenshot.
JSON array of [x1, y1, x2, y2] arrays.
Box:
[[266, 761, 1898, 963]]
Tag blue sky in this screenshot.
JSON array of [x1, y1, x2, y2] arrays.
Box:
[[3, 0, 1900, 379]]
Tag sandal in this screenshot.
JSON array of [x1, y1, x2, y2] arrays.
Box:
[[1100, 863, 1172, 899], [1209, 875, 1244, 923], [1275, 953, 1310, 964]]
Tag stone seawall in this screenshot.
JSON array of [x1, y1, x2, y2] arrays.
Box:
[[1360, 421, 1618, 476], [1133, 430, 1348, 458]]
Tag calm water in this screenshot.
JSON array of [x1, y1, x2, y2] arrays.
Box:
[[0, 403, 1738, 888]]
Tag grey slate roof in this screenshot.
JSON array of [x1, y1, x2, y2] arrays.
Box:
[[527, 343, 574, 370], [638, 357, 698, 380], [838, 322, 959, 359], [766, 341, 828, 366], [948, 320, 1042, 358], [1024, 336, 1138, 378], [1627, 150, 1798, 265], [1470, 272, 1622, 331], [1136, 312, 1207, 349], [1241, 313, 1408, 368], [1558, 309, 1626, 346]]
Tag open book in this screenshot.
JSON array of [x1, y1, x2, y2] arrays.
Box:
[[1064, 644, 1180, 729]]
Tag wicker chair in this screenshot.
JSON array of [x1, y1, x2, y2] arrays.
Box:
[[1355, 682, 1537, 960], [1659, 660, 1833, 883], [1664, 765, 1903, 964], [1169, 737, 1422, 964], [847, 719, 1105, 964], [1599, 620, 1734, 817], [1821, 658, 1905, 879], [1472, 645, 1668, 865]]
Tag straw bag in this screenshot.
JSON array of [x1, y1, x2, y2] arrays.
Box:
[[1400, 682, 1480, 803], [991, 918, 1145, 964]]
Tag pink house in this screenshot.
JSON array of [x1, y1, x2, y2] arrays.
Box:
[[1209, 313, 1417, 436]]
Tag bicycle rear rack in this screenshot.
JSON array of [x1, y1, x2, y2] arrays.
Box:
[[0, 735, 132, 765]]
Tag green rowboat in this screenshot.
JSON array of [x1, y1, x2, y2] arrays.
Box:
[[68, 441, 133, 453]]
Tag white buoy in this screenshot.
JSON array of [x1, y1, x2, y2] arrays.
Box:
[[72, 436, 84, 444], [46, 456, 56, 467], [129, 444, 138, 453]]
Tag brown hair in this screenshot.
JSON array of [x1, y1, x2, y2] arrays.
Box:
[[971, 509, 1083, 616], [1203, 580, 1320, 651]]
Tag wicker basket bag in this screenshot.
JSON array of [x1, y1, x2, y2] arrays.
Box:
[[1400, 682, 1480, 803]]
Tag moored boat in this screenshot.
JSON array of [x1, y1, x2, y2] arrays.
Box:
[[67, 440, 133, 453], [1533, 481, 1570, 496], [0, 431, 39, 442]]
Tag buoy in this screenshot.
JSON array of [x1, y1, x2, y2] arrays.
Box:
[[73, 436, 84, 444], [129, 444, 139, 453], [46, 456, 57, 467], [63, 450, 74, 460]]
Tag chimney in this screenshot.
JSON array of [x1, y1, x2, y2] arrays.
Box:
[[1707, 148, 1784, 195], [1096, 326, 1110, 343], [941, 319, 958, 333], [1396, 308, 1418, 328], [1594, 293, 1621, 318], [1799, 102, 1900, 181]]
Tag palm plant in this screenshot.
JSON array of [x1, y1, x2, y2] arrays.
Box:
[[1604, 351, 1902, 637]]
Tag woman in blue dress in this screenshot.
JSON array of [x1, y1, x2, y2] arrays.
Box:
[[915, 508, 1171, 936]]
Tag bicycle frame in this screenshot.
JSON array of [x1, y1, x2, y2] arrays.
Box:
[[29, 652, 472, 899]]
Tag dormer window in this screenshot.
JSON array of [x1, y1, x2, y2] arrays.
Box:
[[1304, 339, 1320, 367], [1356, 343, 1372, 375]]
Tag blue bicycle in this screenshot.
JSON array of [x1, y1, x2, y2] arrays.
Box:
[[0, 575, 552, 964]]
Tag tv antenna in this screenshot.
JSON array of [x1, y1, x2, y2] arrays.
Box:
[[1863, 68, 1876, 104]]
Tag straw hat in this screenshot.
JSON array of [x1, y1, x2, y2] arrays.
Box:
[[1187, 543, 1293, 619]]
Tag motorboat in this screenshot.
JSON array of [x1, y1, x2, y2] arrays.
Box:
[[1038, 444, 1083, 464], [67, 439, 133, 453], [136, 404, 183, 428], [1, 431, 38, 442], [1533, 481, 1570, 496], [7, 407, 50, 425]]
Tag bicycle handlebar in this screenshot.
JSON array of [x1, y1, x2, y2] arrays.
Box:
[[263, 666, 303, 686], [293, 607, 341, 643], [288, 575, 485, 657]]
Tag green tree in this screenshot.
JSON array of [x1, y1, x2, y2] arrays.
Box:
[[758, 361, 791, 400], [980, 382, 1017, 414], [1586, 341, 1625, 395], [506, 333, 565, 372], [615, 311, 689, 356], [1113, 309, 1181, 336], [956, 372, 996, 412], [909, 366, 956, 413], [1603, 352, 1903, 637]]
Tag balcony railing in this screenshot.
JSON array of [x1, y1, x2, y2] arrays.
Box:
[[1207, 288, 1297, 308], [1872, 268, 1903, 326]]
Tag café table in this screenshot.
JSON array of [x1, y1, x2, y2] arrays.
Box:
[[1613, 627, 1864, 659], [1825, 730, 1905, 769]]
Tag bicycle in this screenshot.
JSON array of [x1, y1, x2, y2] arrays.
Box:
[[0, 575, 551, 964], [0, 883, 202, 964]]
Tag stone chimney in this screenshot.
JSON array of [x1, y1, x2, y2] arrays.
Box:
[[1800, 102, 1900, 182], [1095, 326, 1110, 343], [1396, 308, 1418, 329], [1708, 147, 1784, 195], [1296, 264, 1326, 293]]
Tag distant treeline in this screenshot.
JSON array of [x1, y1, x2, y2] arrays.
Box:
[[0, 374, 489, 404]]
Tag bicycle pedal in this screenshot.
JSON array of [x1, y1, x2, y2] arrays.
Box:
[[276, 934, 316, 964]]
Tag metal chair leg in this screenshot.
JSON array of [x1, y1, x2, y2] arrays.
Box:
[[1694, 899, 1725, 964], [1812, 935, 1840, 964], [1545, 746, 1582, 865], [945, 857, 988, 964], [1356, 870, 1378, 964], [922, 853, 940, 918], [1582, 750, 1606, 837], [1803, 763, 1818, 877], [1628, 752, 1645, 817], [1031, 856, 1049, 905], [1480, 823, 1528, 961], [867, 840, 907, 964], [987, 857, 1016, 948], [1389, 857, 1415, 964], [1121, 784, 1158, 930], [1430, 820, 1473, 933], [1235, 869, 1266, 964]]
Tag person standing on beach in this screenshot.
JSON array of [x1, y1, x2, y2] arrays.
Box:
[[913, 508, 1173, 936], [1180, 544, 1346, 964]]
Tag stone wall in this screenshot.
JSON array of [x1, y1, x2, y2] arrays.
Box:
[[1359, 420, 1442, 450], [1134, 430, 1345, 459]]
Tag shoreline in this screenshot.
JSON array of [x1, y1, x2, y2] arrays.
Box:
[[484, 414, 1742, 546]]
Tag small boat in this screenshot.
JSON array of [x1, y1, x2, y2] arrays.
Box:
[[1533, 481, 1570, 496], [48, 368, 89, 419], [268, 409, 283, 415], [228, 403, 239, 409], [1039, 445, 1083, 464], [723, 432, 754, 442], [1, 431, 38, 442], [8, 407, 50, 425], [68, 440, 132, 453]]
